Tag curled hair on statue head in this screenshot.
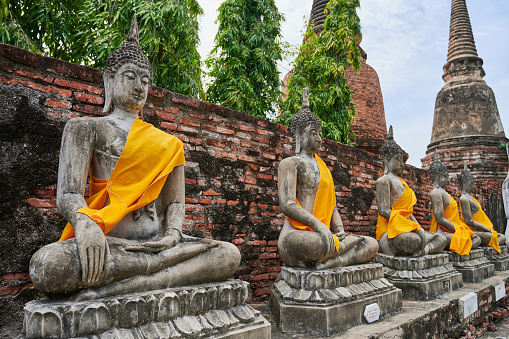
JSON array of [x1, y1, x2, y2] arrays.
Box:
[[290, 88, 322, 153], [458, 161, 474, 190], [428, 149, 448, 182], [103, 14, 152, 116], [380, 125, 404, 174]]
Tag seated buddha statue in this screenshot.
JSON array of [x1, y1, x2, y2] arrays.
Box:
[[277, 89, 378, 269], [29, 15, 240, 300], [429, 151, 480, 255], [376, 126, 447, 256], [459, 162, 505, 253]]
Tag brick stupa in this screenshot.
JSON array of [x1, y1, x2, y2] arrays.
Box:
[[282, 0, 387, 154], [421, 0, 508, 178]]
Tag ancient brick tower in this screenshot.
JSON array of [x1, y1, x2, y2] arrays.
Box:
[[421, 0, 508, 178], [283, 0, 387, 154]]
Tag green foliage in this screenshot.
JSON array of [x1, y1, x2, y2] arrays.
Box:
[[0, 0, 204, 98], [206, 0, 286, 118], [277, 0, 362, 144]]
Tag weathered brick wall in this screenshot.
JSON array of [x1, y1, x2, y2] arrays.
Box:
[[0, 43, 506, 337]]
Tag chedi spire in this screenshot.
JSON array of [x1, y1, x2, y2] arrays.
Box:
[[447, 0, 478, 63]]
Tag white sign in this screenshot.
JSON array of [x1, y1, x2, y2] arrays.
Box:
[[460, 292, 478, 318], [364, 303, 381, 323], [495, 282, 506, 301]]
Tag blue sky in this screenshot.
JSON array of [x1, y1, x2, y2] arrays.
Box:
[[197, 0, 509, 167]]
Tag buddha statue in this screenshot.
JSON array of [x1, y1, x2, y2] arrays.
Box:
[[376, 126, 447, 256], [459, 162, 505, 252], [277, 89, 378, 269], [29, 15, 240, 300], [429, 151, 480, 255], [503, 147, 509, 248]]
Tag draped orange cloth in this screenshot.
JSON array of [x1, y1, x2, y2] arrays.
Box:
[[59, 117, 185, 241], [460, 196, 500, 253], [376, 178, 421, 241], [430, 192, 473, 255], [286, 155, 340, 252]]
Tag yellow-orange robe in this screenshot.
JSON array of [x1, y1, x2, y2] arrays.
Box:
[[460, 196, 500, 253], [430, 192, 473, 255], [286, 155, 340, 251], [376, 178, 421, 241], [59, 117, 185, 240]]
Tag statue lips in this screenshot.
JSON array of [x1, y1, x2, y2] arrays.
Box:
[[131, 92, 144, 101]]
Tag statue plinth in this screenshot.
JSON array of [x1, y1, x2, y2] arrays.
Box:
[[269, 264, 402, 336], [484, 245, 509, 271], [375, 253, 463, 300], [19, 280, 270, 339], [448, 248, 495, 283]]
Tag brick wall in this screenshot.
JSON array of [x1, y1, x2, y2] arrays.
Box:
[[0, 43, 506, 331]]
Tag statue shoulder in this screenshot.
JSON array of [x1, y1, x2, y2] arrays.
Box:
[[63, 117, 101, 135]]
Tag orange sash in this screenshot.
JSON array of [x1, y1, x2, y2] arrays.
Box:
[[460, 196, 500, 253], [59, 117, 185, 240], [431, 192, 473, 255], [286, 155, 340, 251], [376, 178, 421, 241]]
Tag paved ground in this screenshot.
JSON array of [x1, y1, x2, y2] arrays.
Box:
[[484, 320, 509, 339]]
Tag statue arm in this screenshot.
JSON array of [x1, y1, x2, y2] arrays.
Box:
[[460, 196, 491, 232], [376, 178, 392, 219], [430, 190, 455, 232], [56, 119, 108, 284], [330, 208, 346, 240]]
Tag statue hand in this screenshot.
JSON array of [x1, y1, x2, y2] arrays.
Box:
[[334, 229, 346, 242], [137, 229, 182, 253], [75, 217, 109, 284], [315, 224, 337, 258]]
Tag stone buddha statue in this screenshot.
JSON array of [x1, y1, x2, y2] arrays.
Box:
[[29, 15, 240, 300], [277, 89, 378, 269], [503, 147, 509, 248], [429, 151, 480, 255], [459, 162, 505, 252], [376, 126, 447, 256]]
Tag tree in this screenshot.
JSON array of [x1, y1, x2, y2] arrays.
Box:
[[0, 0, 204, 99], [206, 0, 286, 119], [277, 0, 362, 144]]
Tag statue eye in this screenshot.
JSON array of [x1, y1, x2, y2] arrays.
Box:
[[141, 76, 149, 85], [124, 71, 135, 80]]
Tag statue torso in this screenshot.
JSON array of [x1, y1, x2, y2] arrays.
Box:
[[378, 174, 405, 207]]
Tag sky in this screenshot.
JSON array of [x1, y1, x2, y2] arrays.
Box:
[[196, 1, 509, 168]]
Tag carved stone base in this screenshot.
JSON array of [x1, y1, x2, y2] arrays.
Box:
[[375, 253, 463, 300], [484, 245, 509, 271], [269, 264, 402, 336], [19, 280, 270, 339], [449, 248, 495, 283]]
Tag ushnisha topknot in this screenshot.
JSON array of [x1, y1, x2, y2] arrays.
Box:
[[380, 125, 404, 160], [429, 149, 448, 180], [459, 161, 474, 190], [104, 14, 152, 77], [290, 88, 322, 142]]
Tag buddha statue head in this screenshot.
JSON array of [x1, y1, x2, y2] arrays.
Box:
[[290, 88, 322, 154], [429, 150, 449, 188], [103, 14, 152, 116], [380, 125, 404, 175], [459, 161, 475, 193]]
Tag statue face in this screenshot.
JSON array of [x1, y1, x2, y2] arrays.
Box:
[[386, 153, 404, 175], [463, 179, 475, 193], [438, 173, 449, 188], [111, 63, 150, 114], [300, 125, 322, 154]]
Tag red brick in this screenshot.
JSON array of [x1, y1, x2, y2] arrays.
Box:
[[73, 103, 104, 115], [206, 139, 226, 148], [0, 284, 32, 296], [233, 238, 245, 245], [252, 288, 271, 297], [189, 112, 205, 120], [186, 204, 204, 212], [180, 118, 200, 127], [0, 272, 30, 282], [148, 86, 168, 98], [216, 127, 235, 135], [253, 136, 269, 144], [259, 253, 277, 259], [161, 122, 177, 130], [26, 198, 57, 208], [203, 190, 221, 196], [177, 125, 199, 134], [239, 124, 256, 132], [227, 200, 239, 206], [16, 69, 53, 83], [247, 240, 267, 246], [45, 99, 71, 109], [0, 44, 41, 67], [53, 78, 103, 94], [156, 111, 176, 122], [166, 107, 179, 114], [198, 198, 213, 204], [172, 93, 200, 108], [75, 92, 104, 105]]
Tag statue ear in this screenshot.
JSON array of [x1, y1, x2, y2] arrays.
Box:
[[295, 135, 301, 154], [103, 73, 114, 114], [383, 159, 389, 174]]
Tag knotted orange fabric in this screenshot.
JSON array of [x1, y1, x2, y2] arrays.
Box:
[[376, 178, 421, 241], [430, 192, 473, 255], [59, 117, 185, 241], [286, 155, 339, 252], [460, 196, 500, 253]]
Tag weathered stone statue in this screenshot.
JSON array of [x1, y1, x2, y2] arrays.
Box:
[[29, 16, 240, 301], [459, 162, 505, 252], [270, 90, 401, 336], [376, 126, 447, 256], [429, 151, 480, 255], [373, 127, 461, 300], [503, 147, 509, 248], [277, 89, 378, 269]]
